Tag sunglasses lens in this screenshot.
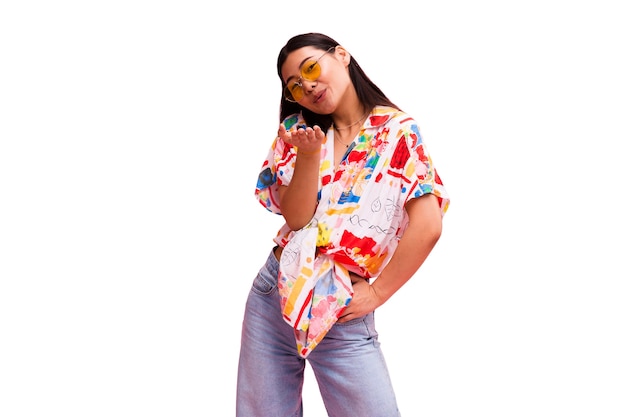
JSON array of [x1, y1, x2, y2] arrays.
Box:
[[283, 58, 323, 102], [301, 60, 321, 80], [284, 83, 303, 102]]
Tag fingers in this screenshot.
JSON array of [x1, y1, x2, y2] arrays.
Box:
[[350, 274, 366, 285], [337, 308, 362, 323], [278, 123, 325, 149], [314, 125, 326, 142], [277, 123, 291, 142], [337, 307, 354, 322]]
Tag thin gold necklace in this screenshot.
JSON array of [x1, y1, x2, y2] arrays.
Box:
[[333, 111, 368, 148], [335, 134, 351, 148], [333, 111, 368, 130]]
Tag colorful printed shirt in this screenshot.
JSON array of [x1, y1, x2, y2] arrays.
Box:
[[255, 106, 450, 357]]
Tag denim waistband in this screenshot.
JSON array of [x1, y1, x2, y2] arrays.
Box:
[[266, 246, 280, 277]]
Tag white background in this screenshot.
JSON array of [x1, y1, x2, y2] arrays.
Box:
[[1, 1, 625, 416]]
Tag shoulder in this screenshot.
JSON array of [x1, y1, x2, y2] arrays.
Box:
[[364, 106, 416, 130]]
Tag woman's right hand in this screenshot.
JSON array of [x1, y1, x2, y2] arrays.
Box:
[[278, 123, 325, 154]]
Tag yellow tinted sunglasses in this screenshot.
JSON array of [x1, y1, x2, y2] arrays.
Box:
[[284, 47, 335, 102]]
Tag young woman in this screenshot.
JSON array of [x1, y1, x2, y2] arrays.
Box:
[[237, 32, 450, 417]]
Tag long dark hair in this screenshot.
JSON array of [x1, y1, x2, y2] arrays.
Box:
[[277, 33, 399, 133]]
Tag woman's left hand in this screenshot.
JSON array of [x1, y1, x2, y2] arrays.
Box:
[[337, 275, 382, 323]]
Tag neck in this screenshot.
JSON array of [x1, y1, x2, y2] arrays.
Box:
[[333, 108, 368, 130], [333, 109, 368, 148]]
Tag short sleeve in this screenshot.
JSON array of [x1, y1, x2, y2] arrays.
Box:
[[254, 114, 303, 215], [396, 120, 450, 215]]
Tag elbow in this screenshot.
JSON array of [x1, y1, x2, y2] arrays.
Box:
[[284, 212, 315, 231], [285, 219, 309, 231]]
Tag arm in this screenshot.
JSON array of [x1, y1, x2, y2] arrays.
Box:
[[338, 193, 442, 322], [277, 123, 325, 230]]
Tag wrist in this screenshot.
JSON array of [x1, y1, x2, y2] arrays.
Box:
[[296, 147, 320, 156], [370, 276, 393, 305]]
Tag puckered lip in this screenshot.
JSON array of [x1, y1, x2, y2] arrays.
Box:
[[313, 89, 326, 104]]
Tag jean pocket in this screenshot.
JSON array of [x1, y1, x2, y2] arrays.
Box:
[[333, 315, 367, 328], [332, 312, 377, 339], [251, 273, 276, 295]]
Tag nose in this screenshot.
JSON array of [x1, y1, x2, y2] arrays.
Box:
[[301, 78, 317, 93]]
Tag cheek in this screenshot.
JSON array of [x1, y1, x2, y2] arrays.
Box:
[[331, 71, 352, 96]]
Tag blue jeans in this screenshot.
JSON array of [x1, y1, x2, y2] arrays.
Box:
[[236, 248, 401, 417]]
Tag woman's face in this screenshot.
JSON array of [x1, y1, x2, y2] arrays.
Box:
[[281, 45, 352, 114]]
